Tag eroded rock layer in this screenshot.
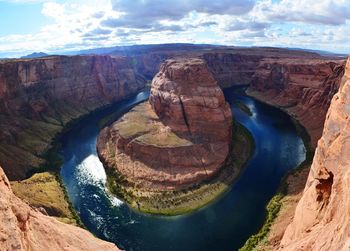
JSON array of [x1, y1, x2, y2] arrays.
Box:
[[279, 57, 350, 250], [0, 55, 145, 180], [247, 58, 345, 148], [149, 58, 232, 141], [97, 58, 232, 191], [101, 45, 346, 148], [0, 166, 119, 251], [112, 46, 345, 148]]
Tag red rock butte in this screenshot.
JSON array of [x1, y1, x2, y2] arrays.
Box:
[[97, 58, 232, 191]]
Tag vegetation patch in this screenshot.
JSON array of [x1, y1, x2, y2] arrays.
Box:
[[0, 101, 110, 224], [1, 91, 145, 227], [11, 172, 82, 226], [114, 102, 192, 147], [239, 117, 314, 251], [239, 194, 284, 251], [105, 120, 255, 216]]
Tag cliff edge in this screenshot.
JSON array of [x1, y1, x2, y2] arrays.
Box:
[[279, 57, 350, 250], [247, 58, 345, 148], [0, 55, 145, 180], [0, 166, 119, 251], [97, 58, 247, 215]]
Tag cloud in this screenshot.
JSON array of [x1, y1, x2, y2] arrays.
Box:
[[112, 0, 255, 18], [103, 0, 255, 30], [225, 20, 269, 31], [253, 0, 350, 26], [1, 0, 350, 57], [83, 27, 113, 37]]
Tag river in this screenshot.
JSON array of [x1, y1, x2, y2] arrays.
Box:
[[60, 87, 305, 251]]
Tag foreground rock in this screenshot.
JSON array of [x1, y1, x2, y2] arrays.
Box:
[[11, 172, 77, 224], [0, 55, 145, 180], [97, 58, 239, 214], [247, 58, 345, 148], [278, 57, 350, 250], [0, 166, 119, 251]]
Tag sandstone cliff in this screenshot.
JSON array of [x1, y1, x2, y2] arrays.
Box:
[[202, 52, 262, 87], [112, 47, 345, 149], [0, 55, 145, 180], [97, 58, 237, 214], [0, 165, 119, 251], [149, 58, 232, 142], [98, 58, 232, 190], [279, 57, 350, 250], [247, 58, 345, 148]]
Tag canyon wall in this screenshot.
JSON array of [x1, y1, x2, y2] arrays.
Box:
[[247, 58, 345, 148], [279, 57, 350, 250], [0, 46, 347, 249], [0, 165, 119, 250], [98, 58, 232, 191], [113, 47, 345, 148], [202, 52, 262, 87], [0, 55, 145, 180]]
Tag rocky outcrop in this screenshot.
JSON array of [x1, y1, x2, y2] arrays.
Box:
[[203, 52, 262, 88], [149, 58, 232, 142], [279, 57, 350, 250], [247, 58, 345, 148], [119, 47, 345, 148], [110, 46, 345, 148], [97, 58, 232, 191], [112, 45, 329, 88], [0, 55, 145, 180], [0, 165, 119, 251]]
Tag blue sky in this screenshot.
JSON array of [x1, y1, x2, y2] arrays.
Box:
[[1, 2, 48, 36], [0, 0, 349, 57]]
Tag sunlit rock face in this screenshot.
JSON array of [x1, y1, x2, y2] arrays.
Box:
[[97, 58, 232, 191], [0, 55, 145, 180], [279, 57, 350, 250], [0, 165, 119, 251], [149, 58, 232, 142], [247, 58, 345, 148], [119, 46, 345, 149]]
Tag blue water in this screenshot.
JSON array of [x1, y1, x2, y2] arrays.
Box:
[[60, 87, 305, 251]]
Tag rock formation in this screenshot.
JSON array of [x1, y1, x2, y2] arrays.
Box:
[[202, 52, 263, 88], [247, 58, 345, 148], [0, 45, 347, 247], [0, 165, 119, 251], [279, 57, 350, 250], [149, 58, 232, 142], [111, 46, 345, 148], [1, 48, 343, 180], [0, 55, 145, 180], [97, 58, 232, 192]]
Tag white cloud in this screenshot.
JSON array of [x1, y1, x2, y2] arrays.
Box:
[[252, 0, 350, 25], [0, 0, 350, 57]]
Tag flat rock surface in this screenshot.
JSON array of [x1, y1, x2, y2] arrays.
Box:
[[97, 58, 232, 191]]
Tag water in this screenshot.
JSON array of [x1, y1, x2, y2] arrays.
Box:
[[60, 87, 305, 251]]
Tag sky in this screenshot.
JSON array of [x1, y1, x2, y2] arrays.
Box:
[[0, 0, 350, 57]]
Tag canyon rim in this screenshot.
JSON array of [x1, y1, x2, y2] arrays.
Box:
[[1, 0, 350, 249]]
